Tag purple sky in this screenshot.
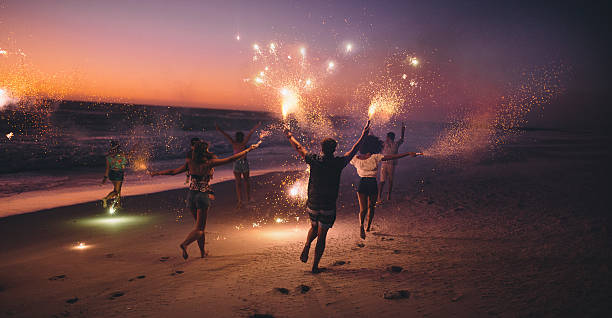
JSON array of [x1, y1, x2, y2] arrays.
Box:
[[2, 0, 611, 128]]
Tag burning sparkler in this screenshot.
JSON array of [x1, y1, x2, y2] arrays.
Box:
[[236, 34, 240, 41], [368, 103, 377, 119], [0, 49, 7, 56], [327, 61, 335, 71], [5, 132, 13, 140], [409, 57, 419, 66], [74, 242, 88, 250], [280, 87, 299, 120]]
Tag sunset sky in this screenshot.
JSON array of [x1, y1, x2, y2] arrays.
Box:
[[1, 0, 610, 127]]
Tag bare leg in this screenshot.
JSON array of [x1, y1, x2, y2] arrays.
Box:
[[114, 181, 123, 207], [301, 223, 318, 262], [180, 207, 208, 259], [187, 207, 205, 257], [366, 193, 377, 231], [312, 225, 329, 273], [233, 172, 243, 207], [378, 180, 386, 203], [387, 173, 394, 201], [243, 171, 252, 202], [357, 192, 368, 239]]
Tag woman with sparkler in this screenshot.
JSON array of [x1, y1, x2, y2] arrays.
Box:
[[149, 140, 261, 259], [285, 120, 370, 273], [102, 140, 128, 209], [216, 122, 261, 208], [350, 135, 421, 239]]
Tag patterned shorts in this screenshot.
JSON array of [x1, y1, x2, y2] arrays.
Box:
[[233, 157, 250, 173]]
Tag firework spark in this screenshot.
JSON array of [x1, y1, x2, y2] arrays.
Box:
[[6, 132, 13, 140]]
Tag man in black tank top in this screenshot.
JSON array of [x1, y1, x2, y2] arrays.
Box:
[[284, 120, 370, 273]]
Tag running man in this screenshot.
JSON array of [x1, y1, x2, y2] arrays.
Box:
[[216, 122, 261, 208], [378, 123, 405, 203], [285, 120, 370, 273]]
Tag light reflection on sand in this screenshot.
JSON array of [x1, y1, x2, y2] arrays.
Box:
[[77, 215, 151, 227]]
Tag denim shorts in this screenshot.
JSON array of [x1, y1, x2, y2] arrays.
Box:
[[186, 190, 211, 210], [307, 208, 336, 229], [357, 177, 378, 195]]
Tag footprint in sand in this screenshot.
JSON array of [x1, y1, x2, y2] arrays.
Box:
[[392, 250, 401, 254], [296, 284, 311, 293], [65, 297, 79, 304], [332, 260, 349, 266], [171, 270, 184, 276], [105, 253, 114, 258], [49, 275, 66, 281], [357, 243, 365, 248], [383, 290, 410, 300], [249, 314, 275, 318], [387, 266, 403, 273], [274, 287, 289, 295], [159, 256, 170, 262], [109, 292, 124, 300], [128, 275, 146, 281]]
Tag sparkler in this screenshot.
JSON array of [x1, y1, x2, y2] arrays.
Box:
[[0, 49, 7, 56], [269, 42, 276, 53], [5, 132, 13, 140], [346, 43, 353, 53], [409, 57, 419, 66], [236, 35, 240, 41], [402, 74, 407, 80], [368, 103, 377, 119], [280, 87, 299, 120]]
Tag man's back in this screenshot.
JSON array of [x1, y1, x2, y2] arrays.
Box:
[[304, 154, 349, 211]]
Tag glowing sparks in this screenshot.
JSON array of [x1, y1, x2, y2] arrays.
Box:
[[280, 87, 299, 120], [304, 78, 312, 88], [410, 80, 417, 87], [254, 77, 264, 84], [259, 71, 265, 77], [252, 222, 261, 228], [402, 74, 407, 80], [300, 47, 306, 57], [368, 104, 377, 119], [327, 61, 335, 71], [236, 34, 240, 41], [253, 44, 259, 50], [0, 88, 17, 109], [264, 66, 269, 71], [74, 242, 88, 250], [409, 57, 419, 66], [6, 132, 13, 140], [269, 42, 276, 53], [109, 206, 116, 214], [0, 49, 7, 55], [287, 55, 292, 60], [346, 43, 353, 53]]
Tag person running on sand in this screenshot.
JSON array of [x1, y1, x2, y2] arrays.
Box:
[[102, 140, 128, 208], [285, 120, 370, 273], [350, 134, 421, 239], [378, 123, 406, 203], [150, 140, 260, 259], [216, 122, 262, 208]]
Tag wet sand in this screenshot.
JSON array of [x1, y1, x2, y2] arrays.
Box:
[[0, 132, 610, 317]]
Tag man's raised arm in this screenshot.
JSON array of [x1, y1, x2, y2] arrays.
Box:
[[284, 130, 308, 159]]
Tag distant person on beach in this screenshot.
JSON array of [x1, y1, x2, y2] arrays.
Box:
[[216, 122, 262, 208], [285, 120, 370, 273], [350, 134, 421, 239], [378, 123, 406, 203], [150, 140, 261, 259], [185, 138, 201, 184], [102, 140, 128, 208]]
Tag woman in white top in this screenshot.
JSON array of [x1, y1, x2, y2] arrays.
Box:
[[350, 135, 421, 239]]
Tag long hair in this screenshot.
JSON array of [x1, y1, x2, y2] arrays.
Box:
[[359, 135, 384, 154], [235, 131, 245, 142], [108, 140, 121, 155], [191, 141, 214, 163]]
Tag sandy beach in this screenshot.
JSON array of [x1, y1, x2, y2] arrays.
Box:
[[0, 131, 610, 318]]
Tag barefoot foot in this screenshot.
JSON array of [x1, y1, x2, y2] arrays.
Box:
[[312, 267, 327, 274], [360, 226, 366, 240], [180, 245, 188, 260], [200, 250, 209, 258]]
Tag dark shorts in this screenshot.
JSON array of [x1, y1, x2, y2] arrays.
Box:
[[108, 170, 124, 182], [186, 190, 211, 210], [233, 157, 250, 173], [308, 208, 336, 229], [357, 177, 378, 195]]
